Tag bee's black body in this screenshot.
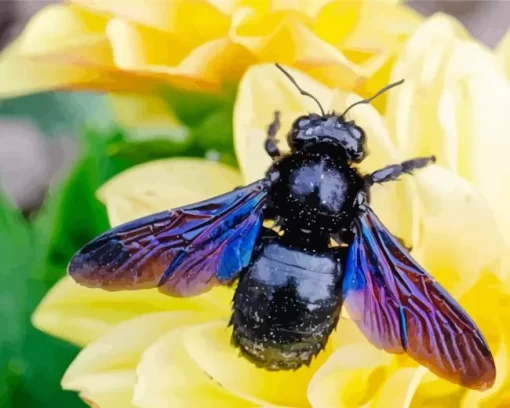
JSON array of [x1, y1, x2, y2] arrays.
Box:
[[231, 234, 343, 369], [266, 143, 365, 231], [230, 118, 366, 368], [68, 67, 496, 390]]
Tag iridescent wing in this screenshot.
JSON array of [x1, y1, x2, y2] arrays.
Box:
[[342, 207, 495, 390], [69, 180, 269, 297]]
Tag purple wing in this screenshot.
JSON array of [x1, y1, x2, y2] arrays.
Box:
[[342, 207, 495, 390], [68, 180, 269, 297]]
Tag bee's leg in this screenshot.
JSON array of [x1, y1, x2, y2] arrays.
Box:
[[365, 155, 435, 186], [265, 111, 282, 159]]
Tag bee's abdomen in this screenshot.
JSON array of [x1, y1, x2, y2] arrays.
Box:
[[230, 241, 343, 370]]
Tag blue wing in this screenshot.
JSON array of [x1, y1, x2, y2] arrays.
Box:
[[342, 207, 495, 390], [69, 180, 269, 297]]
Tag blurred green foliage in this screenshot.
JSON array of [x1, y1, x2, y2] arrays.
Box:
[[162, 84, 238, 166], [0, 125, 132, 407], [0, 86, 239, 407], [0, 92, 112, 136]]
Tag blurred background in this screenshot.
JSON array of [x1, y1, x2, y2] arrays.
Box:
[[1, 0, 509, 213], [0, 1, 508, 408]]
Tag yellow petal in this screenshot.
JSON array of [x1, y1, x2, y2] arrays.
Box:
[[182, 320, 330, 406], [231, 11, 362, 90], [67, 371, 136, 408], [72, 0, 230, 40], [386, 14, 510, 249], [63, 312, 207, 382], [342, 2, 421, 110], [439, 42, 510, 248], [106, 17, 193, 70], [369, 367, 426, 408], [0, 40, 141, 97], [32, 276, 231, 347], [93, 2, 236, 89], [232, 0, 374, 92], [412, 392, 465, 408], [385, 13, 471, 168], [0, 3, 175, 96], [414, 370, 461, 401], [237, 0, 337, 22], [307, 343, 392, 408], [313, 2, 361, 48], [370, 177, 421, 250], [0, 6, 157, 97], [496, 31, 510, 79], [106, 16, 255, 89], [386, 13, 510, 212], [97, 158, 243, 226], [108, 93, 182, 129], [134, 324, 259, 408], [342, 2, 421, 54], [173, 38, 257, 85], [328, 317, 370, 350], [357, 54, 398, 114], [18, 4, 111, 64], [412, 164, 506, 296], [63, 311, 209, 407]]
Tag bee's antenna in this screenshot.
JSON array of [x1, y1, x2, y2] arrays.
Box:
[[275, 63, 326, 116], [341, 79, 405, 117]]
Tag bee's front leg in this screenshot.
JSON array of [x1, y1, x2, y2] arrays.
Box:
[[265, 111, 282, 159]]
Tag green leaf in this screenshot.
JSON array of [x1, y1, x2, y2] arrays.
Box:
[[0, 91, 113, 136], [33, 126, 135, 274], [0, 187, 84, 407], [161, 84, 239, 167], [0, 125, 132, 408], [192, 108, 234, 152], [0, 189, 32, 371], [111, 121, 197, 163], [161, 83, 236, 123]]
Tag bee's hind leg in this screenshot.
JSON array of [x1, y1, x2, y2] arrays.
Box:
[[365, 155, 436, 187], [265, 111, 282, 159]]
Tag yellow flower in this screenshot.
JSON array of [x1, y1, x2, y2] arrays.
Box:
[[33, 14, 510, 408], [0, 0, 420, 100], [496, 31, 510, 79]]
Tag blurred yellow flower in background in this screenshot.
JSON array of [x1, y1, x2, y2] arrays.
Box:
[[32, 11, 510, 407], [0, 0, 423, 136], [0, 0, 419, 99], [496, 31, 510, 79]]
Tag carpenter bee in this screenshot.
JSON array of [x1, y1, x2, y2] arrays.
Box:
[[68, 64, 495, 390]]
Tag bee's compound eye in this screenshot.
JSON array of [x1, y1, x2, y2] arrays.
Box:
[[350, 125, 364, 140], [298, 118, 311, 128]]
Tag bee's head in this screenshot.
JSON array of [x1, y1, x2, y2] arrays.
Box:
[[274, 63, 403, 163], [288, 113, 366, 162]]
